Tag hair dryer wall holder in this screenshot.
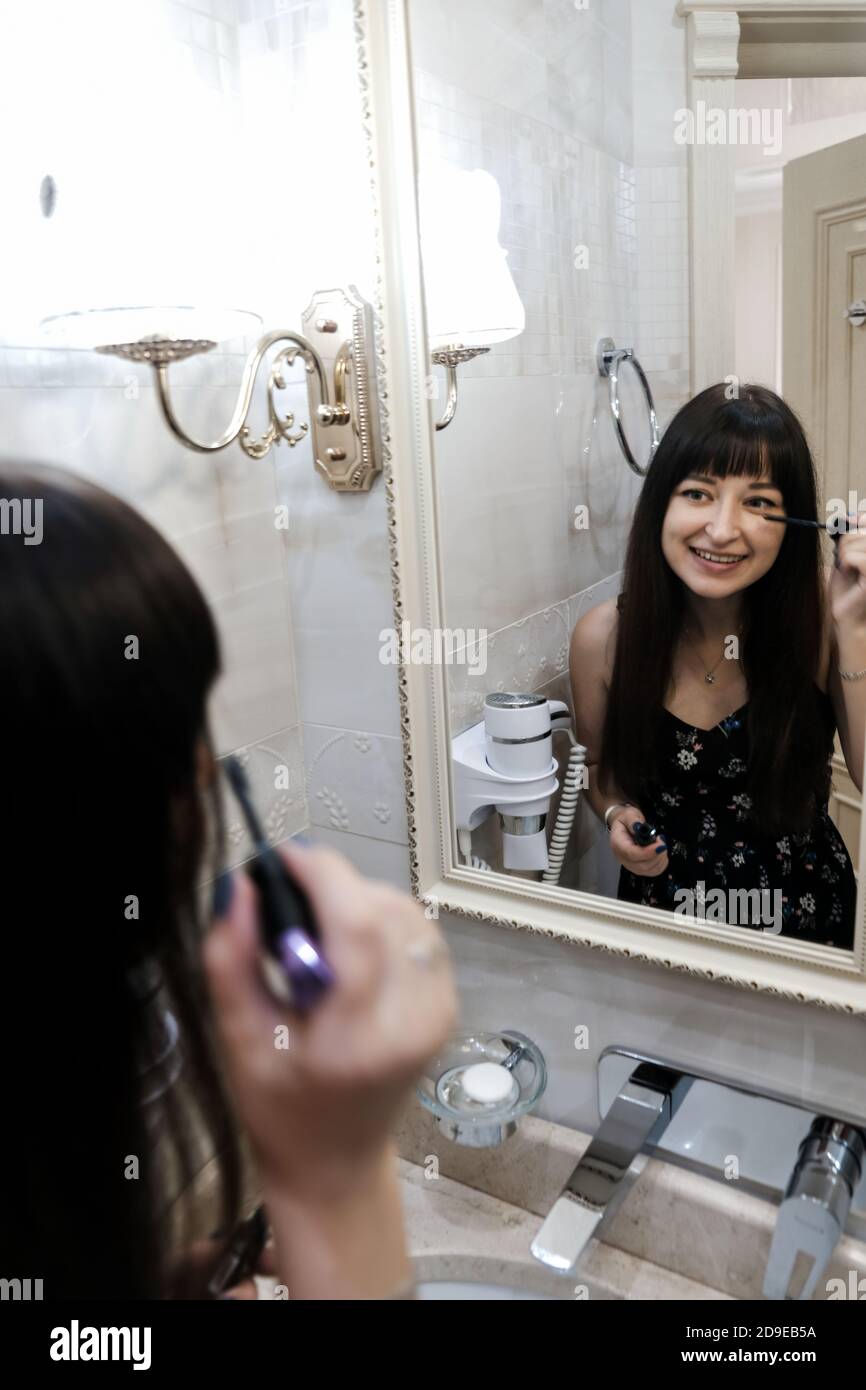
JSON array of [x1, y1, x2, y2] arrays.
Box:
[[452, 719, 560, 871]]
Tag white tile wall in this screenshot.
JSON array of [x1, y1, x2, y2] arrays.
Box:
[[0, 0, 392, 878], [438, 909, 866, 1139], [447, 570, 623, 736], [412, 0, 688, 731], [631, 0, 690, 379]]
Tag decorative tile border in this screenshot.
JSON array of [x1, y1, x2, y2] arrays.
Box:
[[218, 725, 307, 868], [303, 723, 410, 844], [447, 570, 622, 735]]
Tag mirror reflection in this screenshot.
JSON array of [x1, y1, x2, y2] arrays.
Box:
[[412, 2, 866, 955]]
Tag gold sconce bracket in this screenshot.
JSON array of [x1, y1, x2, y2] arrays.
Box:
[[300, 286, 381, 491], [97, 338, 216, 366], [430, 344, 489, 431], [94, 286, 382, 491]]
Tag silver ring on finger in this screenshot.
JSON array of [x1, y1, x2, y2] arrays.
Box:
[[406, 935, 449, 969]]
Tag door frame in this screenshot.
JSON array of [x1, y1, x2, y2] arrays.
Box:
[[676, 0, 866, 390]]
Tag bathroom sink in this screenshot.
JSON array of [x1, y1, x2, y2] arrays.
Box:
[[417, 1280, 562, 1300]]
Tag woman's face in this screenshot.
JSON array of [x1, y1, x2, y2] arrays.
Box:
[[661, 468, 787, 597]]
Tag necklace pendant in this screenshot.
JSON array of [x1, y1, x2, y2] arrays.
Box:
[[705, 673, 716, 684]]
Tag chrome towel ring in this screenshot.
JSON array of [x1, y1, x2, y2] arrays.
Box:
[[596, 337, 660, 477]]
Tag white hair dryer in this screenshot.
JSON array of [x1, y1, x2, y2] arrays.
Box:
[[452, 693, 572, 872]]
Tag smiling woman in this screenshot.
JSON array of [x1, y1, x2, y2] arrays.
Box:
[[673, 472, 787, 577], [568, 382, 862, 949]]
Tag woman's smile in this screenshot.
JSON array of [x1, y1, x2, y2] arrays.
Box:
[[662, 471, 786, 593], [687, 544, 750, 574]]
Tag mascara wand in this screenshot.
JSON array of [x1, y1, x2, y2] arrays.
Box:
[[761, 512, 862, 567], [224, 755, 334, 1010]]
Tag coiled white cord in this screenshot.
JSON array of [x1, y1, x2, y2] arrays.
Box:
[[466, 854, 494, 870], [542, 732, 587, 885]]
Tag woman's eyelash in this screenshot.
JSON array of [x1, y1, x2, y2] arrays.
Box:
[[680, 489, 780, 508]]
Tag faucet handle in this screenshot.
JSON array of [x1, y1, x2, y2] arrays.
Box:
[[531, 1063, 690, 1274], [763, 1119, 865, 1301]]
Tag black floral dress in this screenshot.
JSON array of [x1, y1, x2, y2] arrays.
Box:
[[617, 690, 857, 949]]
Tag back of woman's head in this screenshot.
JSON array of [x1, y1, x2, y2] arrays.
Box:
[[0, 462, 239, 1297]]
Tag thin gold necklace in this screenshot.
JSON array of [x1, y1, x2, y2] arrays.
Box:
[[683, 623, 745, 684]]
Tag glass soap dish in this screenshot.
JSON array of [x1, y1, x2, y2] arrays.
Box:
[[416, 1029, 547, 1147]]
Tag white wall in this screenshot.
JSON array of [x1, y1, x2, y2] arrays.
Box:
[[735, 209, 781, 390], [409, 0, 690, 748], [411, 1, 637, 726], [410, 0, 691, 887], [0, 0, 410, 879], [438, 911, 866, 1184]]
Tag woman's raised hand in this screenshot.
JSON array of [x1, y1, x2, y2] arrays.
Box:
[[204, 841, 458, 1201]]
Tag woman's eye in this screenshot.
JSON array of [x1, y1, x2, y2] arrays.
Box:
[[678, 489, 782, 508]]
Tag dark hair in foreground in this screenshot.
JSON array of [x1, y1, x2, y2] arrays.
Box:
[[0, 462, 240, 1298], [601, 383, 833, 837]]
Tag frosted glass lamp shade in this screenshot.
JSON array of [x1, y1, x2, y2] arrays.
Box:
[[419, 167, 525, 350], [38, 305, 263, 350]]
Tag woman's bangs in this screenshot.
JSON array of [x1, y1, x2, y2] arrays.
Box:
[[674, 425, 783, 493]]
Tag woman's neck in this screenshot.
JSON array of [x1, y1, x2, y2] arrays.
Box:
[[681, 591, 745, 645]]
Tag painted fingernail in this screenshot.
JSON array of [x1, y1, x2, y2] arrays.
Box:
[[292, 832, 313, 847], [655, 845, 666, 854], [212, 871, 235, 918]]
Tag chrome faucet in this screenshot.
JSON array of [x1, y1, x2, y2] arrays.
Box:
[[763, 1118, 865, 1300], [531, 1046, 866, 1295], [531, 1062, 693, 1274]]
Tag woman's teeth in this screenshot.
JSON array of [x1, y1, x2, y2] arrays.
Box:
[[689, 547, 746, 567]]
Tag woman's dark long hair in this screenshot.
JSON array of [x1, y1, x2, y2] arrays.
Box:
[[0, 462, 241, 1298], [601, 383, 832, 837]]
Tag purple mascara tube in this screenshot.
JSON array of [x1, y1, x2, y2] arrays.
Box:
[[224, 755, 334, 1010]]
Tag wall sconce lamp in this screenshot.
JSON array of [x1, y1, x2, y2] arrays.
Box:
[[419, 167, 525, 433], [40, 286, 382, 491], [430, 344, 490, 431]]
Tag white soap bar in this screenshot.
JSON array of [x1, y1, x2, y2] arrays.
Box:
[[461, 1061, 516, 1105]]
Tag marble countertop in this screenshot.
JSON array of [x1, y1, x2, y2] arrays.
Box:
[[394, 1103, 866, 1300], [399, 1156, 730, 1299]]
